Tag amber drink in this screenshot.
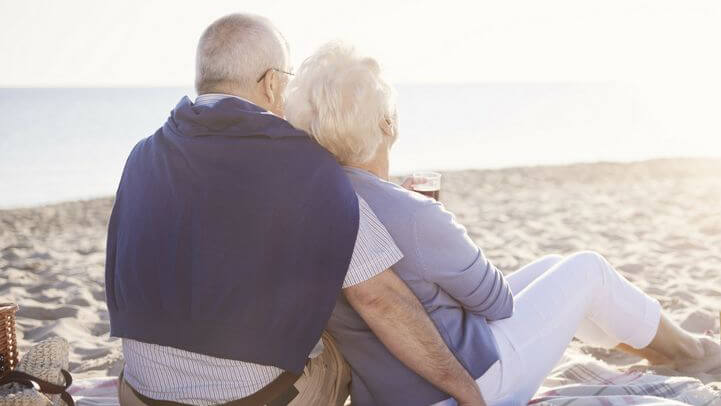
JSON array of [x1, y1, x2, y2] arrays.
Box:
[[412, 172, 441, 200]]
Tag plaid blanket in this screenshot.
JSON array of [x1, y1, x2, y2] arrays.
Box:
[[530, 352, 721, 406], [67, 377, 119, 406], [67, 356, 721, 406]]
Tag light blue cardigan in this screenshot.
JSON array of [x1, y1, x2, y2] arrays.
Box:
[[327, 167, 515, 406]]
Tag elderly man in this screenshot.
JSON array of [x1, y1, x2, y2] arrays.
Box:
[[105, 13, 483, 406]]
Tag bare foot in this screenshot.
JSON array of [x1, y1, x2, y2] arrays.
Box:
[[674, 336, 721, 374], [644, 349, 674, 365], [615, 343, 673, 365]]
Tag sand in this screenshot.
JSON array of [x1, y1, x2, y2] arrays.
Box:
[[1, 158, 720, 388]]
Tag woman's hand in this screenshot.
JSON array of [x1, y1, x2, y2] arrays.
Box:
[[400, 176, 415, 191]]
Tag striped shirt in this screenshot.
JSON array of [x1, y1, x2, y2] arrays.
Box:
[[122, 93, 403, 405]]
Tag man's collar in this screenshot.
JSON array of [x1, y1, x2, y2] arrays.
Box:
[[194, 93, 259, 109]]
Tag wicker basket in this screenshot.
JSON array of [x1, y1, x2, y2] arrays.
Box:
[[0, 304, 19, 380]]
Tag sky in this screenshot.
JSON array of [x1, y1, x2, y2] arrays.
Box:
[[1, 0, 720, 153], [2, 0, 721, 87]]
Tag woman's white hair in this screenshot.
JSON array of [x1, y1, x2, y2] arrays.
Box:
[[195, 13, 289, 94], [285, 42, 397, 165]]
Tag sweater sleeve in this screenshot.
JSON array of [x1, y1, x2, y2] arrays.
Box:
[[412, 201, 514, 320]]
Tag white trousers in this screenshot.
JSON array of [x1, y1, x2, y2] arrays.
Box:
[[432, 251, 662, 406]]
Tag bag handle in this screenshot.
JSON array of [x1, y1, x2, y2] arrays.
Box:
[[0, 369, 75, 406]]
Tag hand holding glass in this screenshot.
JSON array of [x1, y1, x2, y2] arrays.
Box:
[[411, 172, 442, 200]]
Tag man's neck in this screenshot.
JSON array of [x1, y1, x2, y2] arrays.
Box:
[[195, 93, 250, 105], [197, 88, 269, 110]]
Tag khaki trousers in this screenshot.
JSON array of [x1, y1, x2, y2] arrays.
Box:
[[118, 331, 351, 406]]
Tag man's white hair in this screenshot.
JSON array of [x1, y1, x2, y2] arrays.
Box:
[[195, 13, 289, 94], [285, 42, 397, 165]]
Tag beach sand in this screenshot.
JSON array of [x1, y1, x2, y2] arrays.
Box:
[[1, 158, 720, 388]]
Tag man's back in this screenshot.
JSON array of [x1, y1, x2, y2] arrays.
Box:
[[106, 96, 360, 370]]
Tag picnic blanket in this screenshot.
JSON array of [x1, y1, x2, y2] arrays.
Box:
[[67, 377, 118, 406], [530, 352, 721, 406], [67, 359, 721, 406]]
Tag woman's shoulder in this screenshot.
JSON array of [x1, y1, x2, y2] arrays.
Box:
[[343, 167, 436, 215], [343, 167, 479, 282]]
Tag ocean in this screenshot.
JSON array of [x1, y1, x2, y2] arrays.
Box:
[[1, 84, 717, 208]]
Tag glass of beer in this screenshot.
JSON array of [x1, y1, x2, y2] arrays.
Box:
[[412, 171, 442, 200]]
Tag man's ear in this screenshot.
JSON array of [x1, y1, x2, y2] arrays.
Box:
[[263, 70, 277, 105], [379, 116, 394, 138]]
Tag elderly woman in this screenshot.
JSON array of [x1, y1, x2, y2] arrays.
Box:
[[284, 42, 720, 406]]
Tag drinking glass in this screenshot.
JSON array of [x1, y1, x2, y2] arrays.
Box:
[[412, 171, 442, 200]]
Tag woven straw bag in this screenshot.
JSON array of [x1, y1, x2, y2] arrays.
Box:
[[0, 304, 19, 381], [0, 335, 74, 406]]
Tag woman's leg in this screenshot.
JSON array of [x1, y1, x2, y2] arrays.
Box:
[[506, 254, 626, 349], [505, 254, 563, 295], [536, 264, 717, 370], [489, 251, 664, 404], [505, 253, 713, 364], [437, 252, 719, 405]]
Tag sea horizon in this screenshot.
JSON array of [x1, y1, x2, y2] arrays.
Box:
[[2, 84, 719, 209]]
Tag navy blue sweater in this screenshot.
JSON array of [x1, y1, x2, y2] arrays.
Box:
[[105, 96, 359, 373]]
